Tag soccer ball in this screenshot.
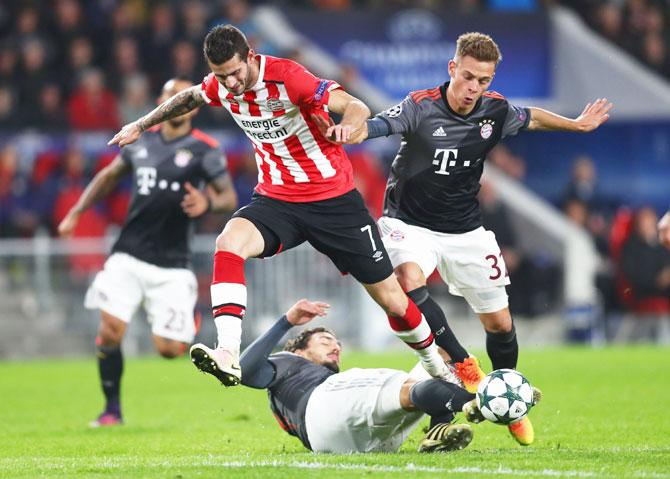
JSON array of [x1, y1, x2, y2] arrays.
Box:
[[476, 369, 533, 425]]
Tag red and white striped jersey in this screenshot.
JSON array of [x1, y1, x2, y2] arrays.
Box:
[[200, 55, 354, 202]]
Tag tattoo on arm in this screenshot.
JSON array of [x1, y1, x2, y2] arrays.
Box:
[[138, 86, 206, 131]]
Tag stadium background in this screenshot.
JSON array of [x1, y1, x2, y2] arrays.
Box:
[[1, 0, 670, 359]]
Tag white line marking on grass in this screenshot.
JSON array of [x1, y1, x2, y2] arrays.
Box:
[[1, 457, 668, 478], [214, 460, 670, 478]]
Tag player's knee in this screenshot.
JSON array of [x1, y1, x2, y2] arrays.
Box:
[[98, 320, 124, 345], [481, 310, 513, 333], [395, 271, 423, 292], [214, 231, 248, 256]]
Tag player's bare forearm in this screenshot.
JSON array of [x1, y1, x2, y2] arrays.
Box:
[[71, 158, 128, 215], [527, 99, 612, 133], [207, 177, 238, 213], [340, 98, 371, 131], [137, 86, 205, 131]]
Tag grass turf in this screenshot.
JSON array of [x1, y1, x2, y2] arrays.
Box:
[[0, 347, 669, 479]]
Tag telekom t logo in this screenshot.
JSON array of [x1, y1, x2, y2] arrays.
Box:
[[432, 148, 477, 176], [433, 149, 458, 175], [137, 167, 157, 195]]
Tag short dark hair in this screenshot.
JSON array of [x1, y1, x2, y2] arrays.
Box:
[[284, 327, 336, 353], [203, 24, 250, 65]]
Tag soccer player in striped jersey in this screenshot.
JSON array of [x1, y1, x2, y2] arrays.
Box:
[[314, 32, 612, 445], [59, 78, 238, 426], [109, 25, 453, 391]]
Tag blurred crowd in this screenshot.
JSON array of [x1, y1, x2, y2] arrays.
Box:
[[560, 0, 670, 78]]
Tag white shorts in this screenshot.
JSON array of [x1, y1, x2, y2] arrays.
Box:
[[85, 252, 198, 343], [304, 368, 423, 453], [378, 216, 509, 314]]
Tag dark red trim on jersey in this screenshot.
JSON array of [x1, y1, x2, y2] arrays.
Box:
[[275, 242, 283, 255], [243, 90, 262, 117], [225, 93, 241, 114], [411, 87, 441, 103], [406, 334, 435, 350], [212, 303, 246, 320], [484, 90, 506, 100], [212, 251, 245, 284], [191, 129, 219, 148], [265, 82, 286, 118]]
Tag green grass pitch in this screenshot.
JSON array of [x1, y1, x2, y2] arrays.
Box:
[[1, 346, 669, 478]]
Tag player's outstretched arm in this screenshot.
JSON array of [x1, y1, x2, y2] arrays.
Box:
[[658, 210, 670, 250], [239, 299, 329, 389], [108, 86, 206, 147], [57, 156, 130, 238], [527, 98, 613, 132]]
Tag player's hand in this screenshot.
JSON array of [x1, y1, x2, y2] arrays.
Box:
[[286, 299, 330, 326], [574, 98, 613, 132], [181, 182, 209, 218], [658, 211, 670, 250], [311, 114, 336, 141], [57, 211, 80, 238], [108, 121, 144, 147]]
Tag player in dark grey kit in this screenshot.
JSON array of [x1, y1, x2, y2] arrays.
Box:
[[240, 298, 474, 453], [314, 32, 612, 446], [58, 78, 238, 427]]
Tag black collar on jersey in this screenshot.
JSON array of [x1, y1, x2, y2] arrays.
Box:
[[158, 127, 193, 145], [440, 81, 483, 120]]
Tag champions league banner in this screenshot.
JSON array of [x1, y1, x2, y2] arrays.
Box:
[[282, 9, 550, 101]]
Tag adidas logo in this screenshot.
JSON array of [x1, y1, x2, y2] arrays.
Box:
[[432, 126, 447, 137]]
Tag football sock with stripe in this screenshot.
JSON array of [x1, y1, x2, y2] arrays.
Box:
[[486, 325, 518, 370], [387, 299, 443, 366], [409, 378, 474, 425], [407, 286, 469, 363], [211, 251, 246, 351], [96, 342, 123, 416]]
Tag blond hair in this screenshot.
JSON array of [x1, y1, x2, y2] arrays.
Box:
[[455, 32, 502, 65]]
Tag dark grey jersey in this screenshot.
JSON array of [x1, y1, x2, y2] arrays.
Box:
[[266, 351, 335, 450], [112, 128, 228, 268], [378, 82, 529, 233]]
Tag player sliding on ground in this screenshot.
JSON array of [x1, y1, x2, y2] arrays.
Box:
[[109, 25, 481, 391], [313, 32, 612, 445], [239, 298, 474, 453]]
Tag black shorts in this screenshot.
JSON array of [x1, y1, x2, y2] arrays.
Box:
[[233, 189, 393, 284]]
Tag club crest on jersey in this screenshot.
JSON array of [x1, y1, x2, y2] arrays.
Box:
[[174, 149, 193, 167], [266, 97, 284, 112], [479, 119, 495, 139], [390, 230, 405, 241]]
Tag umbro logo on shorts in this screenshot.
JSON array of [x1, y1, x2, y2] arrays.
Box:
[[432, 126, 447, 137]]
